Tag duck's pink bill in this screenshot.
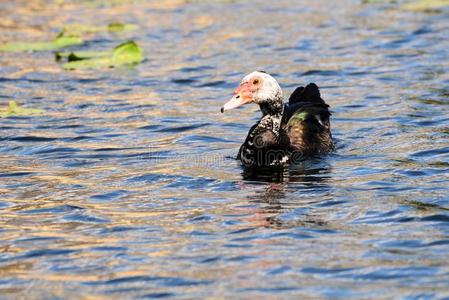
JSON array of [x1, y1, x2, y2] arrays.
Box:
[[221, 95, 251, 113]]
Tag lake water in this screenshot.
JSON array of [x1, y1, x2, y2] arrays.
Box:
[[0, 0, 448, 298]]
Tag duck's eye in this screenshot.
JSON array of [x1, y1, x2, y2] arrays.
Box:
[[253, 79, 259, 85]]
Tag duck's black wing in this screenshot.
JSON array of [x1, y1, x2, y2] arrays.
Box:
[[282, 83, 334, 155]]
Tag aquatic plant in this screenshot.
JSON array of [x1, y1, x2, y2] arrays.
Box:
[[58, 41, 144, 70], [0, 31, 83, 52], [0, 101, 44, 118]]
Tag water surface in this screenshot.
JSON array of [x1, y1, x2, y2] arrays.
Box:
[[0, 0, 448, 298]]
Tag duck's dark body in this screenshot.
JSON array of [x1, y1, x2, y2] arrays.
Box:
[[237, 83, 333, 166]]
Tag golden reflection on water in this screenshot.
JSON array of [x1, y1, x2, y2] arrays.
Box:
[[0, 0, 449, 298]]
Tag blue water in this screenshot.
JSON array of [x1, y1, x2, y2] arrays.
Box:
[[0, 0, 448, 298]]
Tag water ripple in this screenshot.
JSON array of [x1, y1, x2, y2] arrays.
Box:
[[0, 0, 448, 298]]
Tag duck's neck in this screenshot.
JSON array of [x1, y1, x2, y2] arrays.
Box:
[[258, 95, 284, 136]]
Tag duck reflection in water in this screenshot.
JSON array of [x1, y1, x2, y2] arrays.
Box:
[[241, 158, 332, 183], [241, 161, 333, 229]]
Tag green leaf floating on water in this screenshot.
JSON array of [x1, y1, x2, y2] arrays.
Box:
[[0, 31, 83, 52], [55, 50, 110, 62], [61, 41, 143, 70], [111, 40, 143, 65], [63, 22, 138, 35], [108, 22, 138, 32], [402, 0, 449, 11], [0, 22, 137, 53], [362, 0, 449, 11], [0, 101, 45, 118]]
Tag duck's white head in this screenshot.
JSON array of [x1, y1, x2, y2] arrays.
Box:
[[221, 71, 284, 115]]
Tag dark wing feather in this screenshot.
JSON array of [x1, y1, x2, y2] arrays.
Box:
[[282, 83, 333, 155], [289, 83, 323, 105]]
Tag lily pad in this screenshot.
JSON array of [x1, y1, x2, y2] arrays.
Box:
[[108, 22, 138, 32], [362, 0, 449, 11], [63, 22, 138, 35], [402, 0, 449, 11], [55, 50, 110, 62], [0, 101, 45, 118], [0, 31, 83, 52], [61, 41, 143, 70], [111, 40, 143, 65], [83, 0, 143, 7]]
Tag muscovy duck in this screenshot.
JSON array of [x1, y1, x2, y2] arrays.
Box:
[[221, 71, 333, 166]]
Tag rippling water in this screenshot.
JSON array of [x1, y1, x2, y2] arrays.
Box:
[[1, 0, 448, 298]]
